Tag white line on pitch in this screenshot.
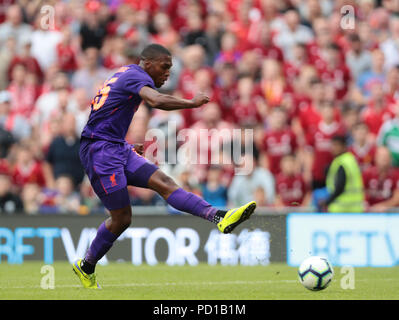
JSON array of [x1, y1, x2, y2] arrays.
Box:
[[3, 278, 398, 290], [2, 279, 297, 289]]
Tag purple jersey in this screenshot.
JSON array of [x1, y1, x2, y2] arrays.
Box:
[[81, 64, 155, 143]]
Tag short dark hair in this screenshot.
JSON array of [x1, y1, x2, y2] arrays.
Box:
[[221, 62, 236, 71], [331, 135, 347, 146], [294, 42, 306, 50], [348, 33, 360, 42], [327, 43, 341, 51], [271, 105, 286, 114], [284, 7, 300, 15], [140, 44, 171, 61], [309, 77, 322, 86]]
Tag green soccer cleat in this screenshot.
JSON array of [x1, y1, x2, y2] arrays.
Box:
[[72, 259, 101, 289], [217, 201, 257, 234]]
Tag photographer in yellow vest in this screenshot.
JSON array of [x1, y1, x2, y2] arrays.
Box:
[[319, 135, 365, 213]]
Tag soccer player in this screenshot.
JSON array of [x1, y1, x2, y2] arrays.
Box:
[[72, 44, 256, 289]]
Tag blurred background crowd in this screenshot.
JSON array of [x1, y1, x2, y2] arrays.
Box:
[[1, 0, 399, 215]]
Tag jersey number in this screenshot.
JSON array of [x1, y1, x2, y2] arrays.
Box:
[[92, 77, 118, 111]]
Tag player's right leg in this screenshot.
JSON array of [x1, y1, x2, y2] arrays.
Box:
[[73, 202, 132, 289], [74, 139, 133, 288]]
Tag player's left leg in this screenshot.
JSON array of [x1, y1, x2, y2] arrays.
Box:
[[146, 169, 225, 223], [146, 170, 257, 233], [124, 148, 229, 224], [125, 145, 257, 233]]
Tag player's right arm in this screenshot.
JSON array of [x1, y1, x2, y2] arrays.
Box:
[[139, 86, 209, 111]]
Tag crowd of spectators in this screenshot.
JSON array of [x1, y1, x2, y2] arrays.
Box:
[[1, 0, 399, 215]]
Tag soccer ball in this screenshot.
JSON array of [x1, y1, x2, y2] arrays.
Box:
[[298, 256, 334, 291]]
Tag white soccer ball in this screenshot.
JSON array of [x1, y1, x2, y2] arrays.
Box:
[[298, 256, 334, 291]]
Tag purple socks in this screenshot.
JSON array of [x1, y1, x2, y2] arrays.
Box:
[[166, 188, 218, 222], [84, 221, 118, 266]]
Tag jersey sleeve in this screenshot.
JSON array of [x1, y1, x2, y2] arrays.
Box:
[[121, 69, 155, 95]]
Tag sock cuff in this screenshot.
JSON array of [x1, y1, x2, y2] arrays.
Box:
[[167, 188, 194, 208], [167, 187, 184, 199], [167, 187, 217, 222], [212, 210, 226, 224], [98, 222, 118, 242]]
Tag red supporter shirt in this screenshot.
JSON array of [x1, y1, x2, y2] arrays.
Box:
[[307, 41, 346, 69], [177, 67, 214, 99], [298, 103, 322, 139], [307, 121, 346, 182], [362, 166, 399, 206], [7, 83, 39, 118], [232, 98, 263, 126], [283, 62, 303, 87], [167, 0, 206, 32], [317, 63, 351, 100], [262, 128, 298, 175], [226, 0, 262, 21], [0, 1, 14, 23], [8, 56, 43, 83], [306, 41, 326, 70], [181, 86, 217, 128], [276, 173, 307, 206], [214, 85, 239, 123], [124, 0, 159, 16], [0, 158, 10, 175], [249, 43, 284, 62], [178, 67, 216, 128], [361, 100, 394, 135], [103, 54, 125, 70], [12, 161, 46, 188], [290, 92, 311, 121], [349, 142, 376, 171], [277, 91, 299, 123], [385, 90, 398, 105], [298, 102, 341, 141], [56, 43, 78, 72], [229, 22, 252, 52], [177, 68, 196, 100]]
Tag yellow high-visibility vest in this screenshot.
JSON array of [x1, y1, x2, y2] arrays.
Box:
[[326, 152, 365, 213]]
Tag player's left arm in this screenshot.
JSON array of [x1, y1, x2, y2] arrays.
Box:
[[139, 86, 209, 111]]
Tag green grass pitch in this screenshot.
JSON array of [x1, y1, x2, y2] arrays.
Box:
[[0, 262, 398, 300]]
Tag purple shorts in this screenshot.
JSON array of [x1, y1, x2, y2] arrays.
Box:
[[79, 138, 159, 210]]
